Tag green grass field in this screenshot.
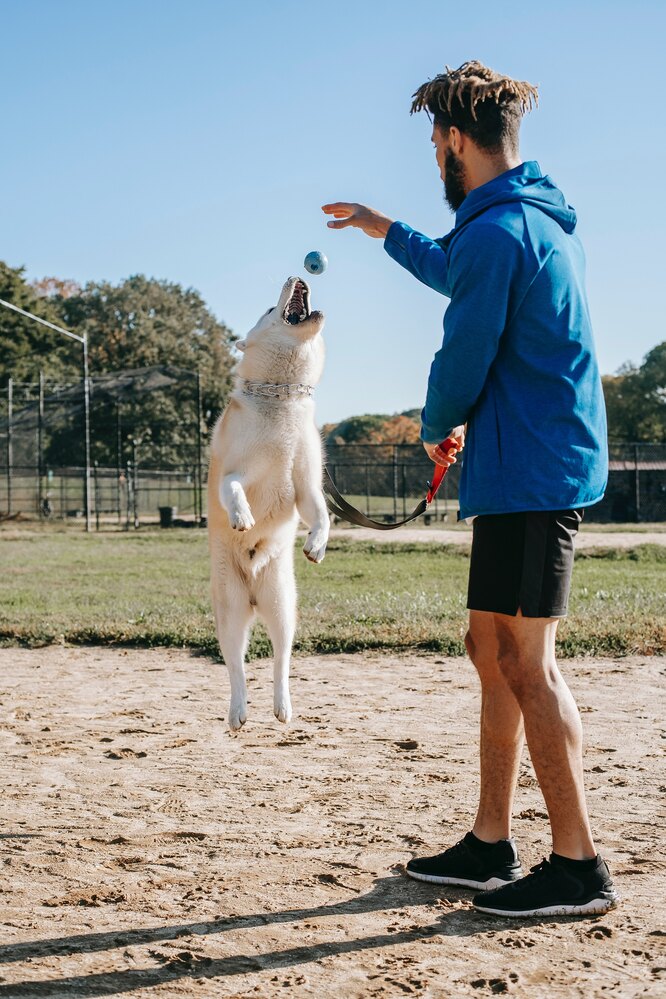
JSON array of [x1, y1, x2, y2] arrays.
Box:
[[1, 527, 664, 657]]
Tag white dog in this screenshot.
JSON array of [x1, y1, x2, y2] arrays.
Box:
[[207, 276, 329, 732]]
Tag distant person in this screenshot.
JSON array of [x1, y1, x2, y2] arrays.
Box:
[[323, 60, 617, 917]]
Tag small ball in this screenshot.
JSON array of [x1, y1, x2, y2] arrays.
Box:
[[304, 250, 328, 275]]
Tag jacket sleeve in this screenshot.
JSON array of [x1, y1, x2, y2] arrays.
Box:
[[383, 221, 451, 296], [420, 223, 523, 443]]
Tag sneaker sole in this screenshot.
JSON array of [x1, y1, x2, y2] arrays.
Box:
[[406, 870, 523, 890], [473, 891, 620, 918]]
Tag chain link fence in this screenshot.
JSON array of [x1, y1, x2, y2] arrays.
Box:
[[0, 369, 206, 527], [325, 443, 461, 523], [1, 373, 665, 525]]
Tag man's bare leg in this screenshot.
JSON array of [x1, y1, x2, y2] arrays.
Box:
[[466, 610, 524, 843], [493, 611, 596, 860]]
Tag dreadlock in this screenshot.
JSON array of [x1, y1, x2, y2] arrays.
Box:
[[411, 60, 539, 153]]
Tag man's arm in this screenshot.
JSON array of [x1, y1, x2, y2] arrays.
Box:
[[421, 223, 522, 443], [322, 203, 450, 295]]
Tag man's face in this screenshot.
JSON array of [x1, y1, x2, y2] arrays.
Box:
[[432, 124, 468, 213]]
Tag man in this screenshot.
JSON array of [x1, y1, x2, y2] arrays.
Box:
[[322, 60, 618, 918]]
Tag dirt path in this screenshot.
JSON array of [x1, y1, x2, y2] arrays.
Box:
[[328, 526, 666, 548], [0, 647, 664, 998]]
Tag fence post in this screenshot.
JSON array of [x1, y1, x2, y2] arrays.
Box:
[[82, 335, 92, 533], [116, 401, 122, 526], [634, 443, 640, 523], [392, 447, 398, 521], [196, 370, 203, 524], [6, 378, 13, 516], [93, 461, 100, 532], [125, 460, 133, 531], [365, 463, 370, 516], [401, 462, 407, 519], [38, 371, 44, 516], [131, 439, 139, 529]]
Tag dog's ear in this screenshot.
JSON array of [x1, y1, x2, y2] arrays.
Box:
[[235, 339, 247, 353]]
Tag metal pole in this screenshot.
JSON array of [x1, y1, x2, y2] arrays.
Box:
[[7, 378, 13, 516], [38, 371, 44, 516], [125, 460, 132, 531], [196, 370, 203, 524], [116, 401, 122, 526], [392, 447, 398, 522], [83, 335, 92, 532], [131, 438, 139, 529], [93, 460, 100, 532], [634, 443, 640, 523]]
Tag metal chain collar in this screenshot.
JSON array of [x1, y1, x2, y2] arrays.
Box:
[[240, 378, 314, 401]]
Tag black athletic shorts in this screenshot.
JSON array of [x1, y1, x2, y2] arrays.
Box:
[[467, 509, 584, 618]]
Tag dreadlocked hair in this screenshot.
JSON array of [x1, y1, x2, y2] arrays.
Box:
[[411, 60, 539, 154]]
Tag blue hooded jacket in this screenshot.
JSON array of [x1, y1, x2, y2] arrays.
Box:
[[384, 161, 608, 520]]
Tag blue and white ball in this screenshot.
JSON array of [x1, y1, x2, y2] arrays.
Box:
[[304, 250, 328, 275]]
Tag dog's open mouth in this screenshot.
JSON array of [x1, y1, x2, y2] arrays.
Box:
[[284, 279, 311, 325]]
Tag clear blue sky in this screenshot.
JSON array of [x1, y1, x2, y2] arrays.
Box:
[[2, 0, 664, 425]]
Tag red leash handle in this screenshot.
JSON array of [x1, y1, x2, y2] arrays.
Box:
[[426, 436, 460, 504]]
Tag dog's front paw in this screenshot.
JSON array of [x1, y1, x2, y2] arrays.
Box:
[[274, 694, 292, 725], [303, 532, 327, 564], [228, 698, 248, 732], [229, 504, 255, 532]]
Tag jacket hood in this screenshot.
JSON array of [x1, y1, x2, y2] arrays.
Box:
[[453, 161, 577, 234]]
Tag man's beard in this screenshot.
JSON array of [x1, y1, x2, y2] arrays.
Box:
[[443, 148, 468, 212]]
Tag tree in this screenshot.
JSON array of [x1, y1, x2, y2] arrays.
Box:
[[323, 409, 421, 445], [603, 342, 666, 442], [0, 262, 75, 385], [1, 264, 236, 468], [48, 275, 236, 467]]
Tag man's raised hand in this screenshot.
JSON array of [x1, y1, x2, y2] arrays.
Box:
[[322, 203, 394, 239]]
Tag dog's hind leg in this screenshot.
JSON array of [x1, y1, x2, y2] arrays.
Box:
[[255, 558, 296, 725], [212, 571, 254, 732]]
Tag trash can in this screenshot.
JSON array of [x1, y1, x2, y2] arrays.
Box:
[[158, 506, 178, 528]]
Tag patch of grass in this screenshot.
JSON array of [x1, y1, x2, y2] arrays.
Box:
[[0, 531, 664, 657]]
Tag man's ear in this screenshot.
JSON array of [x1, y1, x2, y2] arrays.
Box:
[[449, 125, 463, 155], [235, 339, 247, 353]]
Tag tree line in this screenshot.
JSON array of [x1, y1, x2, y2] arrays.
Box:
[[324, 354, 666, 446], [2, 258, 664, 469]]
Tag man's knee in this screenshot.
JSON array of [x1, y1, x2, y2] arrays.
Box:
[[495, 619, 559, 697], [465, 627, 500, 680]]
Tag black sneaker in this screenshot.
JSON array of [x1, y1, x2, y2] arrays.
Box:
[[473, 854, 620, 917], [406, 832, 523, 890]]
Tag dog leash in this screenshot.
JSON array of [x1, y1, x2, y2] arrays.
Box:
[[323, 437, 459, 531]]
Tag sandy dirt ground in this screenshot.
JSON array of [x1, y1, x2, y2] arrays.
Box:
[[328, 527, 666, 548], [0, 646, 664, 999]]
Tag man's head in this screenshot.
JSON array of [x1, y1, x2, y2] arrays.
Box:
[[412, 61, 539, 211]]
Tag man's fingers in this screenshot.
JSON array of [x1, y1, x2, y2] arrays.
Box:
[[327, 218, 353, 229], [433, 446, 458, 465], [322, 202, 354, 214]]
